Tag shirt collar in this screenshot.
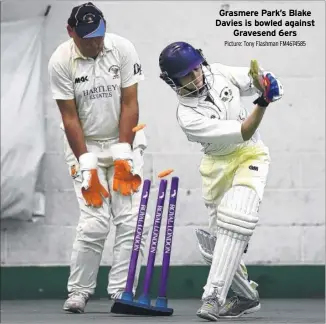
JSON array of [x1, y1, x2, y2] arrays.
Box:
[[71, 33, 112, 60], [103, 34, 112, 52]]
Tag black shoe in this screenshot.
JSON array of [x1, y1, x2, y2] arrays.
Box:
[[219, 296, 261, 318]]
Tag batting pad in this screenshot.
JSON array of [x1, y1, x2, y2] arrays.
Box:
[[203, 186, 260, 304], [195, 228, 249, 266], [231, 260, 259, 300], [195, 229, 216, 265], [205, 228, 248, 305], [196, 229, 258, 300]]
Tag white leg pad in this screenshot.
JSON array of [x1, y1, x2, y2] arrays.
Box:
[[195, 229, 217, 265], [216, 186, 260, 235], [231, 260, 259, 300], [196, 229, 258, 299], [203, 186, 260, 305]]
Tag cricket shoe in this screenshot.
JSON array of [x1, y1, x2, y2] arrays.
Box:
[[219, 295, 261, 318], [108, 290, 125, 300], [196, 295, 219, 322], [63, 291, 90, 313]]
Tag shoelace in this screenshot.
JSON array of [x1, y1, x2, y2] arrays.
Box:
[[203, 296, 218, 308], [110, 291, 124, 299], [69, 291, 88, 300], [225, 296, 240, 310]]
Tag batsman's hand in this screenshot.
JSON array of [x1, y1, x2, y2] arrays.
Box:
[[111, 143, 141, 196], [79, 152, 110, 207], [249, 59, 284, 107], [249, 59, 265, 93], [260, 71, 284, 103]]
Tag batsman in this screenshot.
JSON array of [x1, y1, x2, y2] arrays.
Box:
[[159, 42, 283, 321]]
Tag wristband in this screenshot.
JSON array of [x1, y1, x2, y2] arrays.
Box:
[[253, 95, 269, 108]]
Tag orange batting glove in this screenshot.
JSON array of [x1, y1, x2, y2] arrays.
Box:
[[79, 153, 110, 207], [111, 143, 142, 196]]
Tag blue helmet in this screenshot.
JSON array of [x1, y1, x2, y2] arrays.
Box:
[[159, 41, 207, 80], [159, 42, 210, 96]]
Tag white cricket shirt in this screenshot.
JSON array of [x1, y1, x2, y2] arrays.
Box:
[[177, 63, 267, 156], [48, 33, 144, 141]]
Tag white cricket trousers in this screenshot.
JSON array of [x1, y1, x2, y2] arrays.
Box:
[[63, 134, 151, 296]]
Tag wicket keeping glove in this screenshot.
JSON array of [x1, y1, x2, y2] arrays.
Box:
[[249, 59, 284, 107], [79, 152, 110, 207], [111, 143, 142, 196]]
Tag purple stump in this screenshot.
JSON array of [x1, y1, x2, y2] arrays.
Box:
[[156, 177, 179, 308], [122, 179, 151, 301], [138, 179, 168, 305]]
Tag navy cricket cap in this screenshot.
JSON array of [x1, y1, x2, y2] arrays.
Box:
[[68, 2, 106, 38]]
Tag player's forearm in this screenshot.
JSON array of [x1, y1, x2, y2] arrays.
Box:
[[119, 101, 139, 145], [241, 105, 266, 141], [63, 117, 88, 160]]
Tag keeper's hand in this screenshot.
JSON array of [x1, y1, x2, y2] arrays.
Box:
[[79, 153, 110, 207], [111, 143, 141, 196]]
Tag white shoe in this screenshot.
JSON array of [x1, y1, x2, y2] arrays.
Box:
[[196, 295, 219, 322], [109, 290, 124, 300], [63, 291, 90, 313]]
